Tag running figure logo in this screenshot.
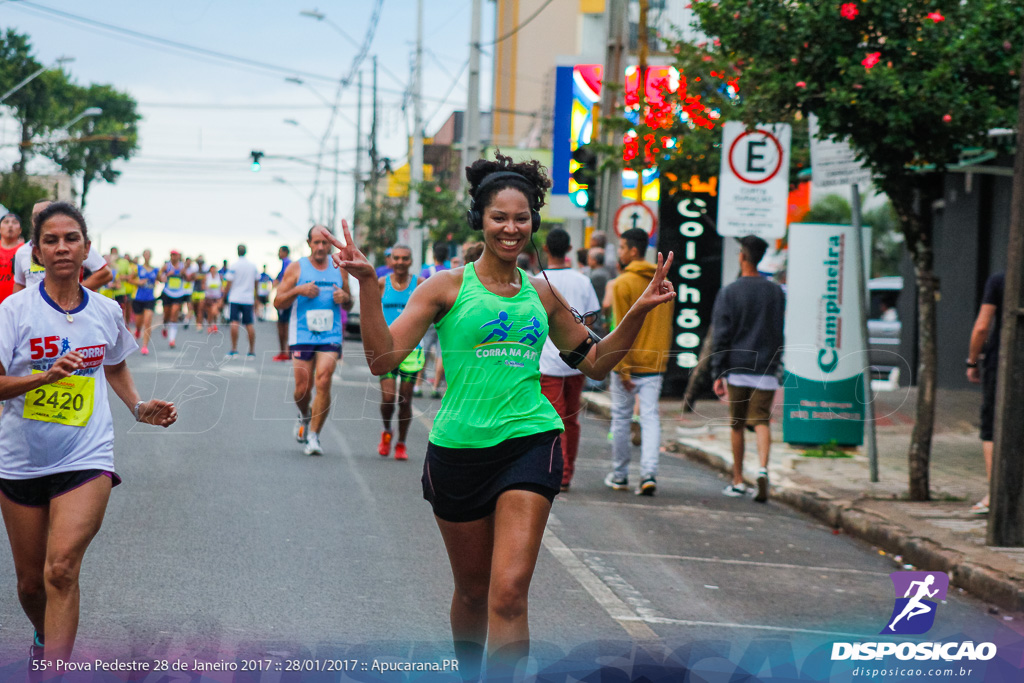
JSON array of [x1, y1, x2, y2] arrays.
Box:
[[881, 571, 949, 635], [480, 311, 513, 343], [518, 316, 542, 346]]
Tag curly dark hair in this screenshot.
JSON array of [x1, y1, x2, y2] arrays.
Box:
[[32, 201, 89, 266], [466, 151, 552, 214]]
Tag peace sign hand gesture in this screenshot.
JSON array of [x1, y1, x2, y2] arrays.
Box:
[[313, 222, 376, 283], [635, 251, 676, 314]]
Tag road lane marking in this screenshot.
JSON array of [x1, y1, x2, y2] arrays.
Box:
[[568, 549, 889, 576], [543, 515, 661, 643], [621, 616, 871, 639]]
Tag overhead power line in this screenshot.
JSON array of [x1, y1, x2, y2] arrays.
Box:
[[481, 0, 556, 47]]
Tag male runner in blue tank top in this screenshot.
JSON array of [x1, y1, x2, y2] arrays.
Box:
[[274, 226, 352, 455], [376, 244, 425, 461]]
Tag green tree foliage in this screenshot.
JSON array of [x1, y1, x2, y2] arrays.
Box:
[[679, 0, 1024, 500], [803, 194, 853, 224], [0, 173, 49, 238], [0, 29, 66, 174], [44, 83, 141, 207], [416, 180, 472, 245]]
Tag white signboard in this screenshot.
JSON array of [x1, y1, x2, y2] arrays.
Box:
[[717, 122, 791, 239], [809, 114, 873, 189], [782, 223, 867, 445], [614, 201, 657, 237]]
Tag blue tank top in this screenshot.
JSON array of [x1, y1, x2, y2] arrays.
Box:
[[289, 257, 344, 346], [163, 263, 187, 297], [381, 274, 417, 326], [135, 264, 159, 301]]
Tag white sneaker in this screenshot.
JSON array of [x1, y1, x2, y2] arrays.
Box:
[[722, 482, 749, 497], [294, 413, 310, 443], [304, 432, 323, 456]]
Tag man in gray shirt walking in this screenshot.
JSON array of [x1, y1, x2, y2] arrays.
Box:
[[711, 236, 785, 503]]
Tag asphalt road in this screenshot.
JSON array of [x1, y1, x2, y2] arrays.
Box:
[[1, 322, 1020, 680]]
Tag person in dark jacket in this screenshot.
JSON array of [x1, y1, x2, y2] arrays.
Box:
[[711, 235, 785, 503]]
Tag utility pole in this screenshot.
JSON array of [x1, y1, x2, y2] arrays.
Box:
[[596, 0, 627, 242], [634, 0, 649, 203], [369, 57, 380, 239], [408, 0, 425, 272], [462, 0, 483, 191], [333, 136, 340, 230], [353, 71, 364, 235], [988, 49, 1024, 547]]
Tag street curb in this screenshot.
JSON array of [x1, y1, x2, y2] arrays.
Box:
[[581, 393, 1024, 613]]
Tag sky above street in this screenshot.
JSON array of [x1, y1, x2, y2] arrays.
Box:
[[0, 0, 492, 268]]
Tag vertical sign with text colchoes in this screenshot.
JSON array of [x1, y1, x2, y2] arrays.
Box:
[[658, 185, 722, 396], [783, 223, 866, 445]]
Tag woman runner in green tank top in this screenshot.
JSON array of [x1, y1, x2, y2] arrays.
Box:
[[319, 154, 675, 678]]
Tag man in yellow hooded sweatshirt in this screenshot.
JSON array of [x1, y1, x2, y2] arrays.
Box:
[[605, 228, 674, 495]]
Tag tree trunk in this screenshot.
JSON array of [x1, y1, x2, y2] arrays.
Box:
[[887, 174, 943, 502]]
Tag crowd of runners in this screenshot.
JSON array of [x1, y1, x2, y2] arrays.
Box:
[[0, 154, 679, 678]]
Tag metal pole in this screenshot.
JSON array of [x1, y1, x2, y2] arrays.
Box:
[[333, 136, 340, 230], [596, 0, 626, 243], [851, 184, 879, 482], [461, 0, 483, 191], [409, 0, 425, 272], [353, 71, 364, 234], [635, 0, 649, 203], [370, 57, 379, 237], [988, 49, 1024, 547]]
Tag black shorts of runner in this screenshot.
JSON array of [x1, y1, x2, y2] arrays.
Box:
[[381, 368, 419, 384], [228, 303, 255, 325], [278, 306, 291, 324], [0, 470, 122, 507], [114, 294, 130, 307], [980, 360, 997, 442], [258, 295, 269, 305], [131, 299, 156, 315], [290, 343, 341, 362], [162, 293, 190, 307], [422, 430, 563, 523]]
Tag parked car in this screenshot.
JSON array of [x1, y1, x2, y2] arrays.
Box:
[[867, 276, 904, 390]]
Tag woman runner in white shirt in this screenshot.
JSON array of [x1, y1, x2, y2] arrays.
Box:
[[0, 202, 177, 665]]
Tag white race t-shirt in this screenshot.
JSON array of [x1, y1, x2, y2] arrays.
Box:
[[0, 283, 138, 479], [538, 268, 601, 377], [225, 256, 258, 305], [13, 242, 109, 289]]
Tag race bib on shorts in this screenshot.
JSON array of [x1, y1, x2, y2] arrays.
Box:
[[23, 371, 95, 427], [306, 309, 334, 333]]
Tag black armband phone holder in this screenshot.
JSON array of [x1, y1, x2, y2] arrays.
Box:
[[559, 328, 603, 369]]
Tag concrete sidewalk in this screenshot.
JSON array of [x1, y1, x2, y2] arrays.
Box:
[[581, 386, 1024, 614]]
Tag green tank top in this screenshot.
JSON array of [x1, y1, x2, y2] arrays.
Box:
[[431, 262, 563, 448]]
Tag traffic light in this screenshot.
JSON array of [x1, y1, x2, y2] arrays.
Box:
[[250, 150, 264, 172], [570, 145, 598, 212]]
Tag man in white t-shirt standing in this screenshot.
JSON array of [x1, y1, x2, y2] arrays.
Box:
[[225, 243, 259, 358], [538, 228, 601, 492]]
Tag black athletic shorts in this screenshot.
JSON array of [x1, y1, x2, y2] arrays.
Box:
[[278, 306, 291, 324], [162, 293, 190, 306], [131, 299, 156, 314], [0, 470, 122, 507], [980, 360, 997, 442], [290, 343, 341, 362], [422, 430, 563, 523]]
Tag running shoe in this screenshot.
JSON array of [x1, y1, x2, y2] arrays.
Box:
[[394, 442, 408, 461], [604, 472, 629, 491], [304, 432, 323, 455], [636, 476, 657, 496], [560, 482, 571, 492], [431, 388, 443, 399], [412, 385, 423, 397], [140, 346, 149, 356], [196, 325, 204, 332], [162, 328, 167, 337], [225, 350, 238, 359], [294, 413, 310, 443], [971, 500, 989, 515], [755, 469, 769, 503], [246, 352, 256, 359], [169, 340, 176, 349], [722, 482, 749, 497], [209, 325, 218, 334], [273, 352, 290, 362], [377, 431, 393, 457], [29, 630, 44, 662], [134, 327, 141, 339]]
